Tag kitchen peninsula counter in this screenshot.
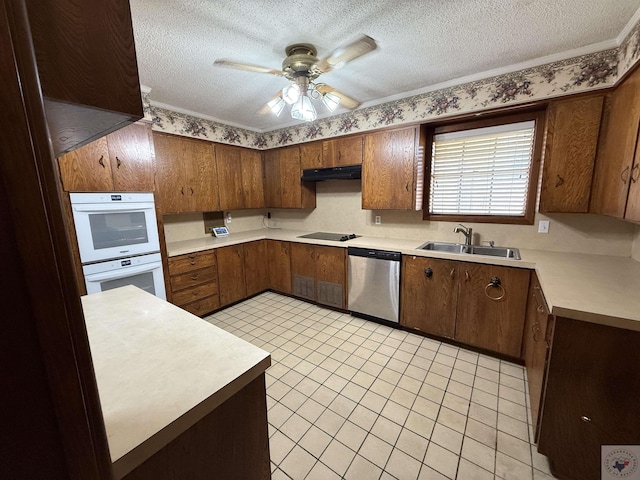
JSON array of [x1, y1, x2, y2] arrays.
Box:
[[166, 228, 640, 332], [82, 285, 271, 479]]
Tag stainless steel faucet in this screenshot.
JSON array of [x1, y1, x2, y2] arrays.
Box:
[[454, 224, 473, 246]]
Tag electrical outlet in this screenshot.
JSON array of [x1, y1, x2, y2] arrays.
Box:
[[375, 215, 381, 225], [225, 212, 232, 224], [538, 220, 550, 233]]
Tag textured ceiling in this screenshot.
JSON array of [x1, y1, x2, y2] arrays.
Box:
[[130, 0, 640, 132]]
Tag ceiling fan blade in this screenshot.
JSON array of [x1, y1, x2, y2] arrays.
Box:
[[257, 92, 285, 115], [214, 59, 284, 76], [313, 35, 378, 73], [316, 84, 361, 110]]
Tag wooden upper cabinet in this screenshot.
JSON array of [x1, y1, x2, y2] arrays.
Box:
[[264, 146, 315, 209], [215, 144, 243, 210], [153, 132, 219, 213], [215, 144, 265, 210], [26, 0, 143, 156], [362, 126, 422, 210], [540, 95, 604, 213], [591, 66, 640, 218], [58, 137, 113, 191], [300, 142, 323, 170], [400, 256, 458, 338], [323, 135, 364, 166], [625, 133, 640, 221], [240, 149, 265, 209], [58, 123, 154, 192], [455, 262, 530, 357]]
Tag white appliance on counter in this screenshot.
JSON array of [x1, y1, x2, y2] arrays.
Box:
[[70, 192, 166, 300]]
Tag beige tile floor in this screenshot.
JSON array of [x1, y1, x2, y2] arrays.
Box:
[[206, 292, 557, 480]]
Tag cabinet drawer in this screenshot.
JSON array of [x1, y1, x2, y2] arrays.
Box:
[[170, 266, 217, 291], [168, 251, 216, 275], [180, 294, 220, 316], [172, 281, 218, 306]]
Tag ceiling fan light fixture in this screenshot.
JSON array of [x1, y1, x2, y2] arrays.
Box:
[[290, 95, 317, 122], [267, 96, 286, 116], [282, 83, 300, 104], [322, 92, 340, 112]]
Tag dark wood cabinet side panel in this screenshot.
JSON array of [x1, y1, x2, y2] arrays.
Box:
[[538, 318, 640, 480]]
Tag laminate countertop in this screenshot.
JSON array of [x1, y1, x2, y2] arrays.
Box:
[[167, 228, 640, 332], [81, 286, 271, 479]]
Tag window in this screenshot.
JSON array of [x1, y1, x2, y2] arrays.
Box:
[[424, 111, 544, 224]]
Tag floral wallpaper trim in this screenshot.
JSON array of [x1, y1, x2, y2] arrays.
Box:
[[143, 38, 639, 151]]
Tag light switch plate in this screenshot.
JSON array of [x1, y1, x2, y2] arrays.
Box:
[[538, 220, 550, 233]]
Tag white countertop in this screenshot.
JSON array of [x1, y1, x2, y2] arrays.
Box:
[[82, 286, 271, 479], [167, 228, 640, 331]]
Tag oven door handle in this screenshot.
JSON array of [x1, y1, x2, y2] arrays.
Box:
[[85, 263, 161, 282], [73, 203, 155, 213]]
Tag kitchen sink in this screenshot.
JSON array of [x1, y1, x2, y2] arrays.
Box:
[[417, 241, 521, 260]]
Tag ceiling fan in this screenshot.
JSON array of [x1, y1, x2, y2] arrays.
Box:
[[214, 35, 378, 122]]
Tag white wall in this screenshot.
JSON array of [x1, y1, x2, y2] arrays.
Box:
[[633, 226, 640, 261], [163, 210, 265, 243], [269, 180, 636, 256]]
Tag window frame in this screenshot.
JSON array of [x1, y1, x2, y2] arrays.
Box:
[[422, 110, 545, 225]]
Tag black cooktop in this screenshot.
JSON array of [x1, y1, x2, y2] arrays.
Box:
[[298, 232, 361, 242]]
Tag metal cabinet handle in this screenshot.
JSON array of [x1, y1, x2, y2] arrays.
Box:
[[532, 322, 541, 342], [485, 276, 505, 301], [621, 166, 630, 184], [181, 186, 185, 195], [424, 267, 433, 278], [555, 175, 564, 187], [405, 182, 409, 192], [98, 155, 105, 168], [465, 270, 470, 281], [581, 416, 591, 423], [190, 274, 199, 280], [116, 157, 122, 169], [190, 187, 194, 195], [631, 164, 640, 183], [533, 291, 544, 313], [450, 268, 455, 279]]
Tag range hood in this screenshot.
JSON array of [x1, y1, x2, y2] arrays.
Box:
[[301, 164, 362, 182]]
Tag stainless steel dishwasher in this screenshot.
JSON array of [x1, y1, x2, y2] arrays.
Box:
[[348, 247, 401, 323]]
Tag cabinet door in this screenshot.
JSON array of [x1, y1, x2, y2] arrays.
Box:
[[267, 240, 291, 294], [522, 272, 552, 436], [323, 135, 363, 166], [58, 136, 113, 191], [540, 95, 603, 213], [183, 138, 220, 212], [106, 123, 155, 192], [240, 149, 265, 209], [217, 245, 246, 306], [263, 150, 282, 208], [315, 246, 346, 309], [243, 240, 268, 296], [215, 144, 243, 210], [362, 127, 417, 210], [300, 142, 323, 170], [290, 243, 316, 300], [400, 256, 458, 338], [279, 146, 302, 208], [538, 317, 640, 480], [153, 133, 187, 213], [456, 263, 529, 357], [591, 67, 640, 217]]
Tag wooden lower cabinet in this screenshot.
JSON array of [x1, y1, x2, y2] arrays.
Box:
[[400, 256, 458, 338], [290, 243, 347, 308], [244, 240, 269, 297], [522, 272, 554, 437], [401, 257, 529, 357], [217, 245, 247, 307], [168, 250, 220, 316], [122, 374, 270, 480], [456, 263, 530, 357], [266, 240, 292, 294], [538, 318, 640, 480]]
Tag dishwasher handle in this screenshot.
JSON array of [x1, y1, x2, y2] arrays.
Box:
[[348, 246, 401, 261]]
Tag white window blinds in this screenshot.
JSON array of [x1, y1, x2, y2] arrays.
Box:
[[429, 121, 536, 216]]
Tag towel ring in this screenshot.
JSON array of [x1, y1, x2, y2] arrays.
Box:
[[485, 276, 505, 301]]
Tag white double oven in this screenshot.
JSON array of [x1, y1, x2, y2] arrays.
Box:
[[70, 192, 166, 300]]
